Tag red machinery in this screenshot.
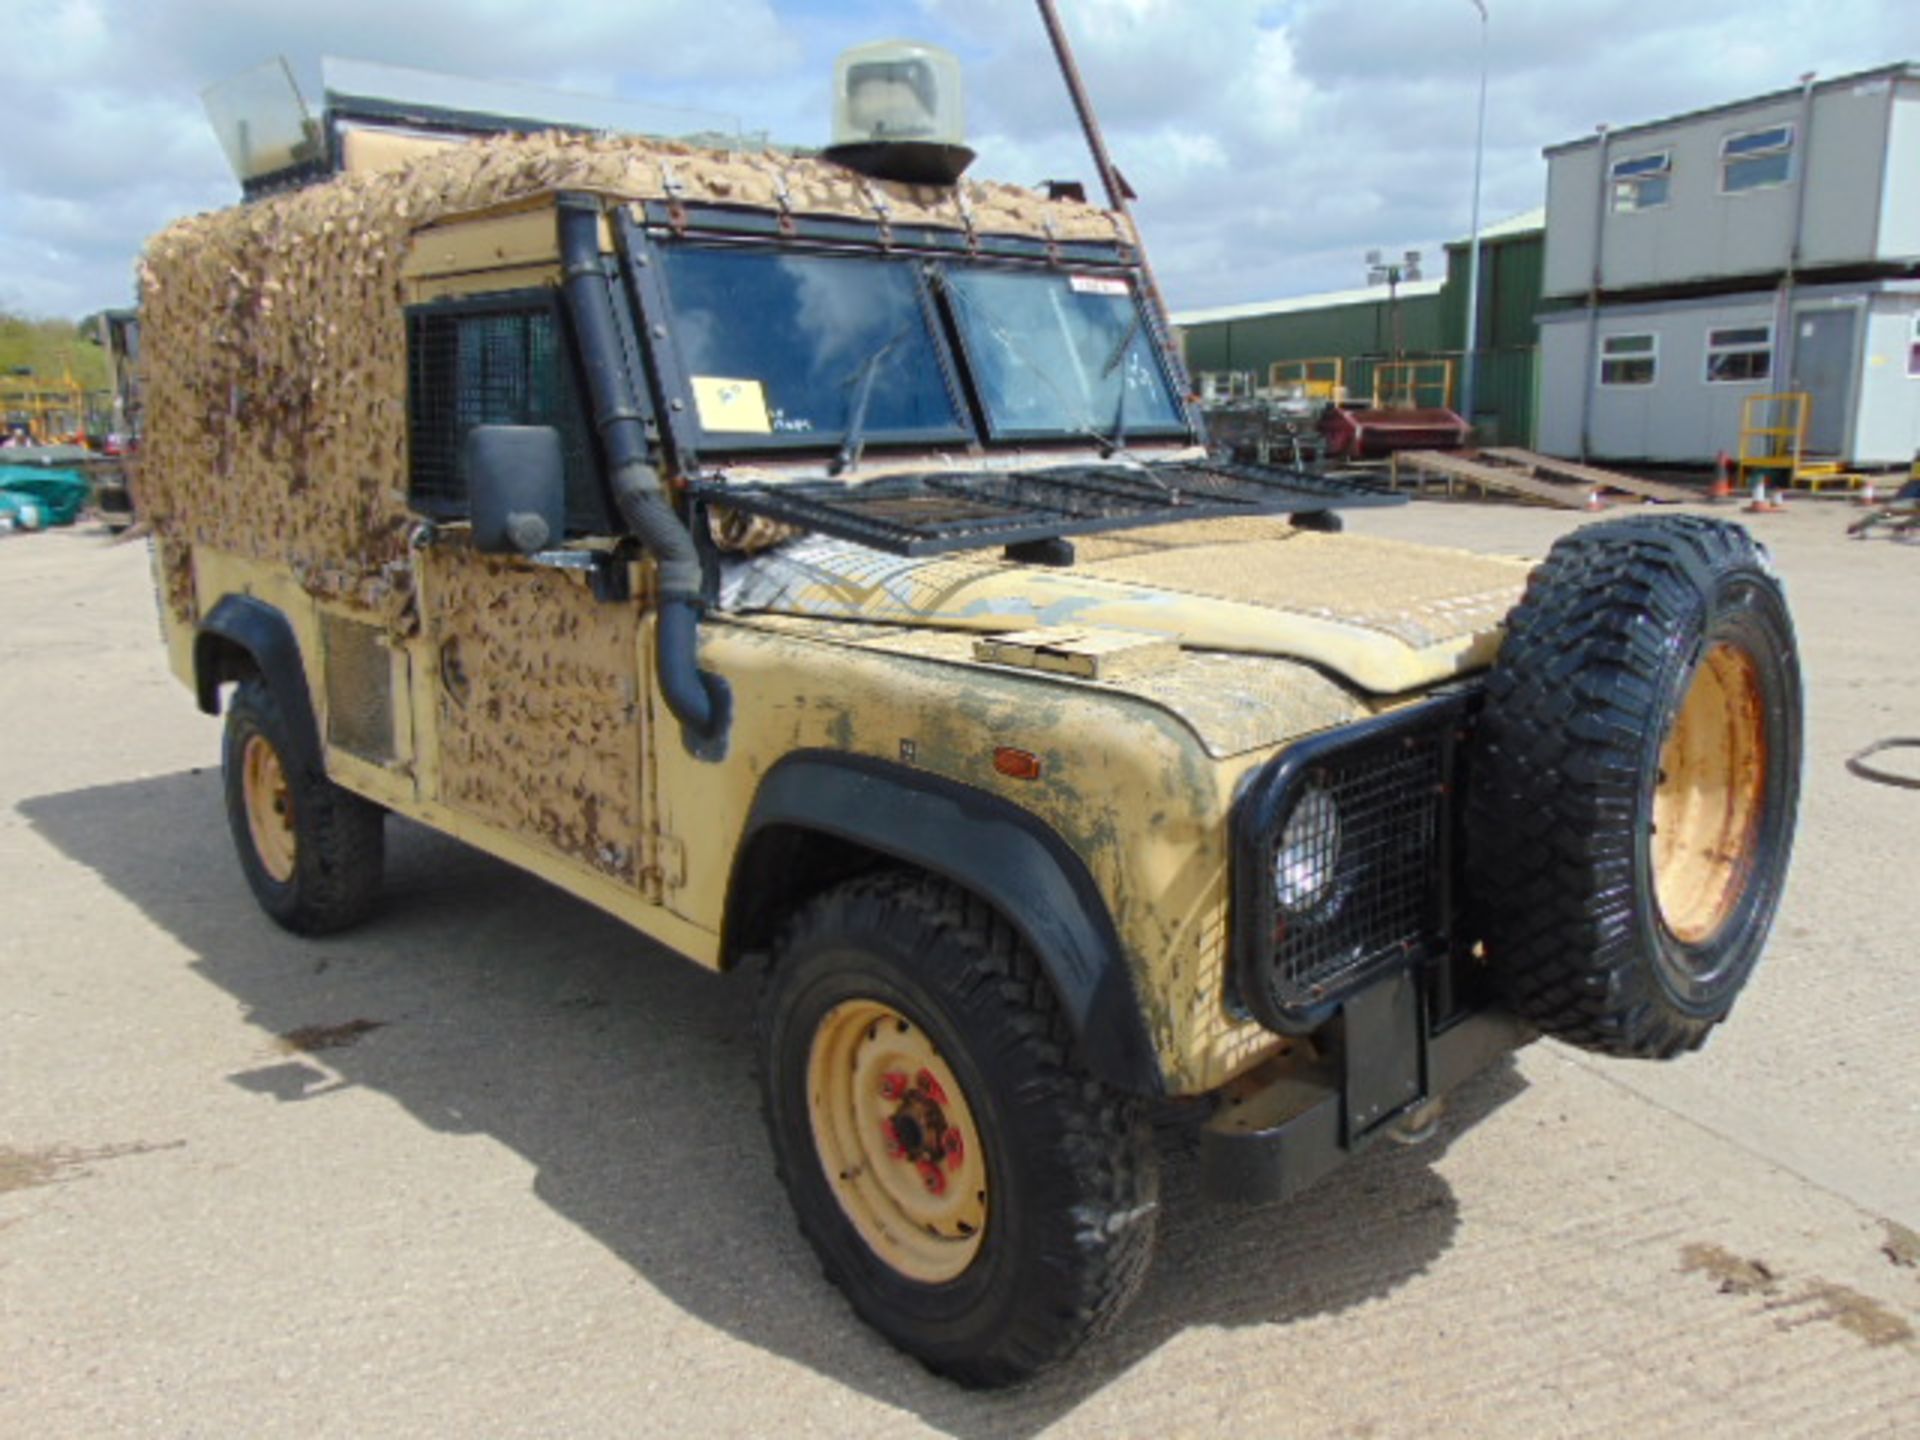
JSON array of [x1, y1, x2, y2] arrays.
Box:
[[1319, 359, 1470, 459]]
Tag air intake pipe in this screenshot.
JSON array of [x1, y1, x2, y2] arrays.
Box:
[[557, 197, 729, 752]]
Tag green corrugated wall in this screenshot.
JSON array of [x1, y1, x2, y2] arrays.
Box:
[[1181, 292, 1445, 377], [1437, 232, 1544, 350], [1181, 230, 1544, 447]]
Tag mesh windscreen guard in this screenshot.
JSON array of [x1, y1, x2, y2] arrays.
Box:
[[1233, 696, 1466, 1034], [690, 458, 1400, 557]]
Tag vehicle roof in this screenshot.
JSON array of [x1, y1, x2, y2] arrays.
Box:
[[134, 129, 1137, 621], [144, 127, 1131, 276]]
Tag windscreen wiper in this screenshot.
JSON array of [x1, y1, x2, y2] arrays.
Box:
[[1098, 311, 1141, 456], [830, 323, 914, 477]]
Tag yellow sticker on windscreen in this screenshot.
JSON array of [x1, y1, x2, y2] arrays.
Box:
[[692, 376, 773, 434]]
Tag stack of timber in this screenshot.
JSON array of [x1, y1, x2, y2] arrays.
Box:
[[1389, 447, 1696, 512]]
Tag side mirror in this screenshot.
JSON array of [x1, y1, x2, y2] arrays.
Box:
[[466, 425, 564, 556]]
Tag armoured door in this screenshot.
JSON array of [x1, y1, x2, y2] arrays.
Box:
[[1790, 307, 1858, 458], [403, 288, 652, 890]]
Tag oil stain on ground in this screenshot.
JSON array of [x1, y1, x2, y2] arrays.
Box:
[[0, 1140, 185, 1197], [1881, 1220, 1920, 1271], [275, 1018, 385, 1054], [1680, 1242, 1916, 1351], [1680, 1242, 1779, 1296]]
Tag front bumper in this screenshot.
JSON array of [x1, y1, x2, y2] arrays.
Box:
[[1199, 970, 1532, 1204]]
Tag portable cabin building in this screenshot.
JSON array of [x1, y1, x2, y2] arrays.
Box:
[[1540, 62, 1920, 466]]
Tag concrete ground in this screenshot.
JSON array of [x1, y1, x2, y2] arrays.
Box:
[[2, 498, 1916, 1438]]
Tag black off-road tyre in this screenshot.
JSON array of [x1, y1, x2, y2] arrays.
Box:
[[1467, 515, 1801, 1058], [222, 675, 384, 935], [757, 872, 1159, 1387]]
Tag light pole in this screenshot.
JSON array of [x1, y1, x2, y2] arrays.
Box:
[[1459, 0, 1489, 431], [1368, 249, 1423, 401]]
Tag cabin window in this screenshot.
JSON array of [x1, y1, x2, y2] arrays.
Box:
[[1721, 124, 1794, 193], [651, 243, 970, 450], [1599, 333, 1658, 386], [1705, 325, 1773, 384], [939, 265, 1185, 442], [1610, 152, 1671, 211], [405, 293, 610, 534]]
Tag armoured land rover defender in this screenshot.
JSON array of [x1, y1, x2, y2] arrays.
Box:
[[139, 39, 1801, 1386]]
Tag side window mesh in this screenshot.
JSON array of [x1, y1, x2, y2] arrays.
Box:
[[406, 300, 611, 535]]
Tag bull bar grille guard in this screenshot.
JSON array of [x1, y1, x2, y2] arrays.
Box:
[[1232, 692, 1476, 1035]]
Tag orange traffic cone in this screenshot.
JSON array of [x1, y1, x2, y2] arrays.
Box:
[[1855, 477, 1877, 507], [1745, 476, 1785, 514], [1710, 451, 1733, 501]]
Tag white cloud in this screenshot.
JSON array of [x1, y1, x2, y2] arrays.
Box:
[[919, 0, 1920, 308], [0, 0, 806, 315], [2, 0, 1919, 316]]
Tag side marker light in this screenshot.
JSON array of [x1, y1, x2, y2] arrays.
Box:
[[993, 748, 1043, 781]]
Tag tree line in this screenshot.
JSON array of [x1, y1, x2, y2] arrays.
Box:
[[0, 309, 114, 391]]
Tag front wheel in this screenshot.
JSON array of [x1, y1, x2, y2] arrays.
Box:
[[757, 873, 1159, 1387]]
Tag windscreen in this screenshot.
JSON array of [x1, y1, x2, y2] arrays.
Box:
[[656, 246, 968, 448], [941, 267, 1184, 441]]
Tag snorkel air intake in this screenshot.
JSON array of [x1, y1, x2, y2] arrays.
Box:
[[557, 196, 730, 755]]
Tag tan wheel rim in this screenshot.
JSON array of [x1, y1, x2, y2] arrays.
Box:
[[242, 734, 297, 885], [1653, 642, 1768, 945], [806, 999, 989, 1284]]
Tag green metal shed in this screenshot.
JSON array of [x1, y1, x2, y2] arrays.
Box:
[[1176, 210, 1546, 447]]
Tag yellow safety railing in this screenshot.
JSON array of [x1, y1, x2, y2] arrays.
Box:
[[1268, 357, 1345, 402], [0, 373, 89, 444], [1370, 358, 1454, 411], [1733, 391, 1868, 491], [1736, 392, 1809, 490]]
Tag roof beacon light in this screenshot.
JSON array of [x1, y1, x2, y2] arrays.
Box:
[[825, 39, 975, 186]]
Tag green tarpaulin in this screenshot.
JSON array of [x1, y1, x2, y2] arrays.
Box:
[[0, 466, 91, 527]]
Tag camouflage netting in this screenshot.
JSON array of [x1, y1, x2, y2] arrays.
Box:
[[138, 129, 1135, 622], [429, 548, 644, 880]]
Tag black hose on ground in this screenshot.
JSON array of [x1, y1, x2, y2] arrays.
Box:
[[557, 197, 728, 751], [1847, 739, 1920, 791]]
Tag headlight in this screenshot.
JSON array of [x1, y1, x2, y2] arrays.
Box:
[[1272, 785, 1341, 912]]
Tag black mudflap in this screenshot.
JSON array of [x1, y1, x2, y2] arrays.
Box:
[[1341, 969, 1424, 1140]]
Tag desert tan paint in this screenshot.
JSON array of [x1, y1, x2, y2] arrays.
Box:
[[141, 133, 1512, 1098], [720, 527, 1532, 694], [656, 616, 1313, 1093], [168, 533, 1372, 1093]]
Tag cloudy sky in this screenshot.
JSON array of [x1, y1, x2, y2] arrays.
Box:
[[4, 0, 1919, 320]]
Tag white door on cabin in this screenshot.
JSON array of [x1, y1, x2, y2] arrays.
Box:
[[1791, 308, 1857, 458]]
